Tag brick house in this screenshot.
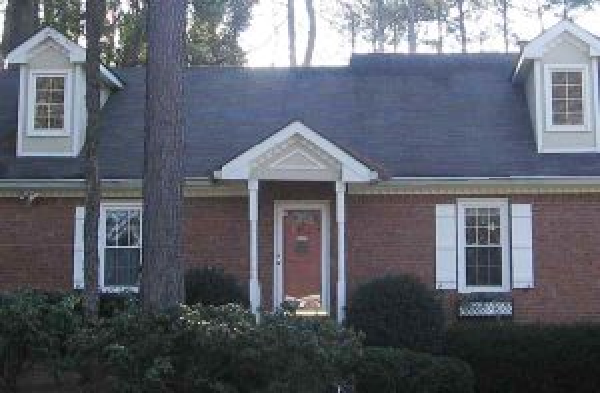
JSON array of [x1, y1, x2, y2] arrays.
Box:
[[2, 20, 600, 323]]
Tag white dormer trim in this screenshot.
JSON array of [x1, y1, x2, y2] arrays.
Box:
[[6, 27, 123, 89], [6, 27, 86, 64], [513, 20, 600, 81], [216, 121, 378, 183]]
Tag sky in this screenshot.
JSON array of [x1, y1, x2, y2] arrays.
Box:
[[1, 0, 600, 67], [239, 0, 600, 67]]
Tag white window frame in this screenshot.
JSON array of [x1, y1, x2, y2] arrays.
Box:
[[544, 64, 590, 132], [457, 199, 510, 294], [27, 70, 72, 137], [99, 202, 143, 293]]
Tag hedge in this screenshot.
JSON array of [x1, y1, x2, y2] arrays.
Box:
[[445, 324, 600, 393], [354, 347, 475, 393], [346, 275, 445, 352]]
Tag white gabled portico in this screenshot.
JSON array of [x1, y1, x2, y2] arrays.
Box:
[[215, 121, 377, 322]]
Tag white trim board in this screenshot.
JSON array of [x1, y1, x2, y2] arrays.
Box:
[[217, 121, 378, 182]]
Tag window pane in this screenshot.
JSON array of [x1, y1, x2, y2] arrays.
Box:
[[552, 99, 567, 112], [477, 228, 489, 245], [567, 99, 583, 112], [129, 211, 141, 246], [552, 72, 567, 84], [466, 227, 476, 245], [568, 113, 583, 125], [567, 72, 582, 84], [104, 248, 140, 286], [567, 85, 582, 98], [553, 113, 567, 125], [552, 85, 567, 98]]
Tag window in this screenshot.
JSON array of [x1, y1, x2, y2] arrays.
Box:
[[545, 65, 588, 131], [100, 204, 142, 290], [457, 200, 510, 293], [28, 72, 70, 136], [34, 76, 65, 130]]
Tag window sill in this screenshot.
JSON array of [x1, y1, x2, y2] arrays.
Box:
[[458, 286, 511, 294], [101, 286, 139, 294], [26, 129, 70, 137], [545, 125, 590, 133]]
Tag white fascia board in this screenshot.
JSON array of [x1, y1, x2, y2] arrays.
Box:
[[219, 121, 377, 182], [513, 20, 600, 80], [6, 27, 85, 64], [387, 176, 600, 186], [100, 64, 124, 89]]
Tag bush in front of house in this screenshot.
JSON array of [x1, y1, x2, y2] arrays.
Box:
[[72, 303, 362, 392], [444, 323, 600, 393], [184, 266, 249, 307], [354, 347, 475, 393], [0, 290, 81, 391], [346, 274, 445, 352]]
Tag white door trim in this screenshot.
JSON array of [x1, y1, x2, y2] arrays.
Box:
[[273, 200, 331, 314]]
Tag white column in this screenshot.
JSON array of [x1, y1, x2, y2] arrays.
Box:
[[248, 180, 261, 316], [336, 181, 346, 323]]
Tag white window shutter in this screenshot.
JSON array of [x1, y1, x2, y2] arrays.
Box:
[[73, 206, 85, 289], [435, 204, 457, 290], [511, 204, 534, 289]]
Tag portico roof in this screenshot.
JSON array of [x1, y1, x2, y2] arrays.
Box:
[[215, 121, 379, 183]]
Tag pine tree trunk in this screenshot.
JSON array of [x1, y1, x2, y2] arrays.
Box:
[[83, 0, 105, 320], [502, 0, 509, 53], [436, 0, 444, 54], [407, 0, 417, 53], [376, 0, 385, 52], [1, 0, 38, 59], [457, 0, 467, 53], [303, 0, 316, 66], [141, 0, 186, 313], [288, 0, 297, 66]]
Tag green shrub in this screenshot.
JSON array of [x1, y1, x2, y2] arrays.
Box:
[[0, 290, 81, 391], [346, 275, 445, 352], [354, 347, 475, 393], [72, 303, 361, 392], [184, 266, 249, 307], [445, 324, 600, 393], [98, 292, 138, 318]]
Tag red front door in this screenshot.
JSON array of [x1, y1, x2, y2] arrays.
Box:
[[281, 208, 324, 314]]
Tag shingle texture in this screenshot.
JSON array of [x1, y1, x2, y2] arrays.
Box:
[[2, 53, 600, 180]]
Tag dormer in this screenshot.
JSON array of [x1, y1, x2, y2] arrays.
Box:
[[514, 20, 600, 153], [5, 27, 123, 157]]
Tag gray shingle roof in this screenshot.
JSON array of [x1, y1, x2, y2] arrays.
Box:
[[2, 53, 600, 180]]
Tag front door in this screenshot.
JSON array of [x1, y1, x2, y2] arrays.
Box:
[[275, 202, 330, 315]]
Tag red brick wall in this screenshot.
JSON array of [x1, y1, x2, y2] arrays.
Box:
[[1, 190, 600, 324], [0, 198, 78, 291], [347, 193, 600, 324]]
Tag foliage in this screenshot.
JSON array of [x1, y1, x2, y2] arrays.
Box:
[[354, 347, 475, 393], [187, 0, 256, 66], [184, 266, 249, 307], [445, 323, 600, 393], [39, 0, 83, 42], [0, 290, 82, 392], [72, 303, 361, 392], [346, 274, 445, 352]]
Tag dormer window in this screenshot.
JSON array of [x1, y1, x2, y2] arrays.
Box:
[[545, 65, 588, 132], [28, 71, 71, 136]]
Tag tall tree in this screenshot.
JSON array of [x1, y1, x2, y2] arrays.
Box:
[[39, 0, 83, 41], [83, 0, 105, 319], [187, 0, 254, 66], [1, 0, 37, 60], [288, 0, 297, 66], [303, 0, 316, 65], [141, 0, 186, 312], [494, 0, 511, 53]]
